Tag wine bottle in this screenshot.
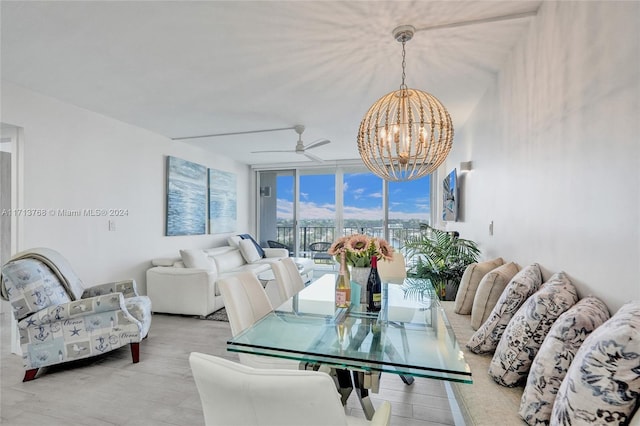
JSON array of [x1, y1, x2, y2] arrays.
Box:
[[335, 252, 351, 308], [367, 255, 382, 312]]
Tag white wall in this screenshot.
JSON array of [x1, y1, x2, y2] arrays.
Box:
[[441, 1, 640, 313], [1, 82, 252, 294]]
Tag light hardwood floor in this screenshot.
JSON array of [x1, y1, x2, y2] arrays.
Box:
[[1, 302, 461, 426]]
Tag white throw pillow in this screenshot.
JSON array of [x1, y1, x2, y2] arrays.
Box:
[[239, 239, 262, 263], [454, 257, 504, 315], [180, 249, 215, 271], [227, 235, 242, 248]]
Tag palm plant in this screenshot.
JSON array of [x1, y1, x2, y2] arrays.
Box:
[[403, 224, 480, 300]]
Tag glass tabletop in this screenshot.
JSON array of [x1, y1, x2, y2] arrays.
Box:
[[227, 274, 472, 383]]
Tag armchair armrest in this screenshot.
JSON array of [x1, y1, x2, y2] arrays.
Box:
[[82, 279, 139, 299], [263, 248, 289, 258], [18, 293, 129, 328]]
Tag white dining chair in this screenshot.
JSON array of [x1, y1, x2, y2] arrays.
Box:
[[217, 271, 300, 370], [271, 257, 306, 304], [189, 352, 392, 426], [377, 251, 407, 284]]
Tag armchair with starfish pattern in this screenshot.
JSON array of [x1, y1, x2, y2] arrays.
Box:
[[1, 248, 152, 381]]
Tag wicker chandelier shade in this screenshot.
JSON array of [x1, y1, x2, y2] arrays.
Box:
[[357, 25, 454, 182]]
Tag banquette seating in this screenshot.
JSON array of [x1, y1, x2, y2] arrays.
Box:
[[442, 258, 640, 425]]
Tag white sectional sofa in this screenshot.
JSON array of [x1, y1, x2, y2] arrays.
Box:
[[146, 244, 314, 317]]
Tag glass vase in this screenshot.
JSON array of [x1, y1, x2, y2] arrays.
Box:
[[349, 266, 371, 305]]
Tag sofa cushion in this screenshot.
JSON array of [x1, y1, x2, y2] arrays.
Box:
[[455, 257, 504, 315], [488, 272, 579, 387], [239, 239, 262, 263], [180, 249, 216, 271], [519, 296, 610, 425], [470, 262, 520, 330], [238, 234, 266, 258], [550, 300, 640, 425], [213, 249, 247, 273], [467, 263, 542, 354]]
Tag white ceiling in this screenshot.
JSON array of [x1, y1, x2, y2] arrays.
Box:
[[1, 0, 541, 166]]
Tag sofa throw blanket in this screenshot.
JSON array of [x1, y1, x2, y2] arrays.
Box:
[[1, 247, 86, 301]]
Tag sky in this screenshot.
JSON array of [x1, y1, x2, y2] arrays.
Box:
[[276, 172, 431, 221]]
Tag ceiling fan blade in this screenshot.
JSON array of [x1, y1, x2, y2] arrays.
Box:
[[251, 149, 295, 154], [304, 139, 330, 150], [303, 151, 325, 163]]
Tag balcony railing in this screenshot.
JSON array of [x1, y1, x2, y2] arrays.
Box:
[[273, 226, 422, 254]]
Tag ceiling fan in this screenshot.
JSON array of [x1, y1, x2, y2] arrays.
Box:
[[251, 125, 330, 163]]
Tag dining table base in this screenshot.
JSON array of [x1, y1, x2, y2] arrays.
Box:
[[330, 368, 413, 421]]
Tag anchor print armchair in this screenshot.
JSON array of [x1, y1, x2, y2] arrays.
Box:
[[1, 248, 152, 381]]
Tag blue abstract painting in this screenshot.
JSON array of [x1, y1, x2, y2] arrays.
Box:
[[209, 168, 236, 234], [166, 156, 207, 236]]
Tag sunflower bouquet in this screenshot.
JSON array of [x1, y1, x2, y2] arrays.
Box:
[[328, 234, 394, 267]]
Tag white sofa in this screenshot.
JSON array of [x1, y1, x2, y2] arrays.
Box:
[[146, 245, 314, 317]]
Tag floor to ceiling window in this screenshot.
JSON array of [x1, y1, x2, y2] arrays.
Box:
[[298, 171, 336, 255], [257, 165, 431, 255], [342, 170, 383, 238], [388, 175, 431, 248]]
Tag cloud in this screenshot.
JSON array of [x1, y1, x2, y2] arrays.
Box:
[[370, 192, 382, 198], [352, 188, 365, 199]]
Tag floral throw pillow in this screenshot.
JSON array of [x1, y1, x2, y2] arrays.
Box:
[[519, 296, 610, 425], [550, 301, 640, 425], [488, 272, 579, 387], [466, 263, 542, 354]]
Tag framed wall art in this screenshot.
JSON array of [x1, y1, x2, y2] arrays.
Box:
[[166, 156, 207, 236], [442, 168, 458, 222], [208, 168, 236, 234]]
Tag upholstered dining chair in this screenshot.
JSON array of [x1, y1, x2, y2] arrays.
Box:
[[377, 251, 407, 284], [217, 271, 300, 369], [189, 352, 392, 426], [270, 257, 306, 306], [0, 247, 152, 381]]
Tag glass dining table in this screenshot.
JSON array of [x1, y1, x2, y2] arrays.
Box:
[[227, 273, 472, 419]]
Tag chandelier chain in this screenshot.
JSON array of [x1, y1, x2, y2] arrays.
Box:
[[400, 40, 407, 90]]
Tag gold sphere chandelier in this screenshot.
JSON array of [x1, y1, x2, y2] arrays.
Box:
[[358, 25, 454, 182]]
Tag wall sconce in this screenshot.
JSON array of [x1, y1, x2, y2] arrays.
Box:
[[460, 161, 473, 172]]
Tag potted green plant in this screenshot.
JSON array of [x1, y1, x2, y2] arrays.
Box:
[[403, 224, 480, 301]]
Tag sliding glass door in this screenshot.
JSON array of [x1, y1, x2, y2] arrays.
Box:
[[298, 171, 335, 255]]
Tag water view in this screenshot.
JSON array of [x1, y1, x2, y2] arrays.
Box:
[[271, 172, 431, 251]]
